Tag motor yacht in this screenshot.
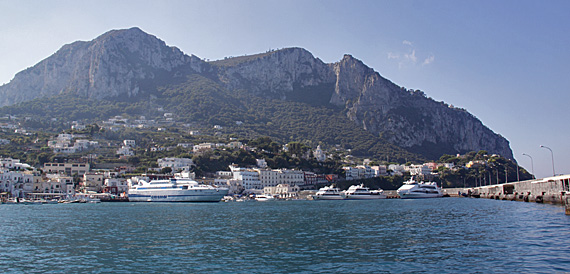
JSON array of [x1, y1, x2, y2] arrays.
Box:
[[397, 178, 443, 199], [313, 185, 346, 200], [344, 184, 386, 199]]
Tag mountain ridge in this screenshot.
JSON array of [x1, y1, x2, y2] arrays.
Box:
[[0, 28, 513, 160]]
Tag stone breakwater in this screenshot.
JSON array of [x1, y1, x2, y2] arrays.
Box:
[[444, 174, 570, 214]]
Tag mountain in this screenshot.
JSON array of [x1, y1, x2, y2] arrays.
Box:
[[0, 27, 205, 106], [0, 27, 513, 161]]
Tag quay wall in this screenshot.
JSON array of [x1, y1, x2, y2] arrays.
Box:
[[444, 174, 570, 207]]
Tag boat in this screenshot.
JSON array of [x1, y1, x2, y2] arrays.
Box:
[[128, 178, 229, 202], [313, 185, 346, 200], [254, 194, 275, 201], [397, 178, 443, 199], [344, 184, 386, 199]]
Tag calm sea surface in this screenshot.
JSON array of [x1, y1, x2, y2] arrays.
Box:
[[1, 198, 569, 273]]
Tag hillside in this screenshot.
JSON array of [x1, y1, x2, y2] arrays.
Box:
[[0, 28, 513, 162]]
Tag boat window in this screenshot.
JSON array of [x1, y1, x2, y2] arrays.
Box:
[[182, 186, 188, 189]]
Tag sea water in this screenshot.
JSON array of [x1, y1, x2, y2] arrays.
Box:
[[1, 198, 569, 273]]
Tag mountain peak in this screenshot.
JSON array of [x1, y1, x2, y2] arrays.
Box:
[[0, 27, 199, 106]]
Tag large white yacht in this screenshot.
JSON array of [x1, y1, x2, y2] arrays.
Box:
[[313, 185, 346, 200], [397, 178, 443, 199], [128, 178, 229, 202], [344, 184, 386, 199]]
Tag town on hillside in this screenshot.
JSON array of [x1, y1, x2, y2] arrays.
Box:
[[0, 114, 531, 201]]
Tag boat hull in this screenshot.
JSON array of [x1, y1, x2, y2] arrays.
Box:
[[313, 194, 346, 200], [345, 194, 386, 200], [128, 188, 229, 202], [397, 192, 443, 199]]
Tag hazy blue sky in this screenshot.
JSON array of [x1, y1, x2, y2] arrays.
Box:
[[1, 0, 569, 179]]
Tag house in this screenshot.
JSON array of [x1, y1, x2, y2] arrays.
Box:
[[263, 184, 300, 199], [116, 146, 134, 157], [104, 178, 128, 194], [229, 165, 262, 190], [43, 163, 90, 175], [123, 140, 136, 147], [40, 174, 74, 195], [193, 143, 215, 153], [313, 145, 327, 162], [406, 164, 432, 176], [157, 158, 194, 172], [83, 173, 105, 193]]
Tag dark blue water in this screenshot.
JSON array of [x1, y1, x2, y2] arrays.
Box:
[[1, 198, 569, 273]]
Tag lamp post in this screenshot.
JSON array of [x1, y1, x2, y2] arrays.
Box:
[[522, 153, 534, 178], [540, 145, 555, 177]]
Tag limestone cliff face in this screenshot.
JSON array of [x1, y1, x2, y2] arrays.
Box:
[[219, 51, 513, 159], [0, 27, 203, 106], [214, 48, 335, 99], [330, 54, 512, 159]]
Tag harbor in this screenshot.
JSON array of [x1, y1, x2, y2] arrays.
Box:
[[1, 198, 568, 273]]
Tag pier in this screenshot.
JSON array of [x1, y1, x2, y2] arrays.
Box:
[[444, 174, 570, 214]]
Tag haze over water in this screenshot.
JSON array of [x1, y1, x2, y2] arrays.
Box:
[[1, 199, 569, 273]]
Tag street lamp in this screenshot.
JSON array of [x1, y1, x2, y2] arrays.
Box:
[[540, 145, 556, 176], [522, 153, 534, 178]]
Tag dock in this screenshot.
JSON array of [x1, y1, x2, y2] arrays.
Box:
[[444, 174, 570, 214]]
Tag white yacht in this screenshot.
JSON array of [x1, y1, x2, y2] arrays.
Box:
[[344, 184, 386, 199], [254, 194, 275, 201], [313, 185, 346, 200], [128, 178, 229, 202], [397, 178, 443, 199]]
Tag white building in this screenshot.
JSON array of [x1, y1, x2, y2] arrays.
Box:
[[229, 165, 305, 190], [1, 158, 23, 169], [83, 173, 105, 193], [0, 170, 34, 197], [227, 141, 243, 149], [263, 184, 300, 199], [40, 174, 74, 195], [313, 145, 327, 162], [406, 164, 432, 176], [117, 146, 134, 157], [256, 159, 268, 168], [215, 179, 244, 195], [389, 164, 405, 176], [157, 158, 194, 172], [344, 166, 371, 180], [177, 143, 193, 149], [229, 165, 262, 190], [43, 163, 90, 175], [371, 165, 388, 176], [123, 140, 136, 147], [104, 178, 129, 194], [193, 143, 215, 153]]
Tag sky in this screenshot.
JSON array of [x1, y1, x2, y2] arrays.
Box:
[[0, 0, 569, 179]]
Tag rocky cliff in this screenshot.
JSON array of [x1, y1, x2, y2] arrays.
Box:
[[0, 27, 204, 106], [0, 28, 513, 159], [211, 50, 513, 159]]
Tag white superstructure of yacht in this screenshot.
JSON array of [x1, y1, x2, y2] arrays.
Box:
[[397, 178, 443, 199], [313, 185, 346, 200], [128, 178, 229, 202], [344, 184, 386, 199]]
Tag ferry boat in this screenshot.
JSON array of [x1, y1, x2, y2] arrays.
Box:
[[313, 185, 346, 200], [128, 178, 229, 202], [344, 184, 387, 199], [397, 178, 443, 199]]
